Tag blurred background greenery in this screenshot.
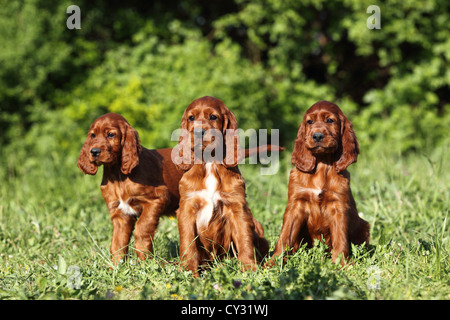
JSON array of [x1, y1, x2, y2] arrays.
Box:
[[0, 0, 449, 173]]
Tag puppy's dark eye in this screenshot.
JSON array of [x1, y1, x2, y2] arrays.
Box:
[[188, 115, 195, 122], [91, 133, 96, 138], [107, 132, 116, 138], [209, 115, 218, 120], [326, 118, 334, 124], [307, 120, 313, 125]]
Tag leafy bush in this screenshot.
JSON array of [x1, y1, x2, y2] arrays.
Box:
[[1, 0, 449, 171]]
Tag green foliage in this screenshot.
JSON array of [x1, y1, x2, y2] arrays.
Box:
[[1, 0, 449, 161]]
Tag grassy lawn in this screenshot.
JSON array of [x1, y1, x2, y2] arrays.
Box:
[[0, 146, 448, 300]]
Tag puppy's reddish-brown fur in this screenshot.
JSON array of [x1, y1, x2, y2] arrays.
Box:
[[78, 113, 183, 263], [270, 101, 369, 265], [175, 96, 271, 276]]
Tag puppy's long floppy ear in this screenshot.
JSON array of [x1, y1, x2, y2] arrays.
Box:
[[174, 111, 195, 171], [222, 105, 243, 168], [334, 110, 359, 173], [120, 122, 142, 175], [291, 120, 316, 173], [77, 135, 98, 175]]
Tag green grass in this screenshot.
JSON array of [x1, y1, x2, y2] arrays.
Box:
[[0, 146, 449, 300]]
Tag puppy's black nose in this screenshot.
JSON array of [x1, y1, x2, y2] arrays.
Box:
[[312, 132, 325, 143], [194, 128, 206, 138], [90, 148, 101, 157]]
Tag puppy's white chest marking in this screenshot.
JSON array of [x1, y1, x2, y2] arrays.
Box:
[[298, 186, 323, 197], [189, 163, 221, 229], [118, 198, 138, 216]]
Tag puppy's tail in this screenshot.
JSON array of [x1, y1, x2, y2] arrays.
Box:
[[244, 145, 285, 158]]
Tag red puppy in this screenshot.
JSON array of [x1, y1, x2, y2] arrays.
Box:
[[174, 96, 275, 276], [78, 113, 183, 263], [270, 101, 369, 265]]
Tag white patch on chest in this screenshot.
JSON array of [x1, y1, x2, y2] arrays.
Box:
[[298, 186, 323, 197], [118, 198, 138, 216], [188, 163, 221, 229]]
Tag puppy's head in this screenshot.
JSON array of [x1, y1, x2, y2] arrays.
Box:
[[176, 96, 242, 171], [292, 101, 359, 173], [77, 113, 142, 175]]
